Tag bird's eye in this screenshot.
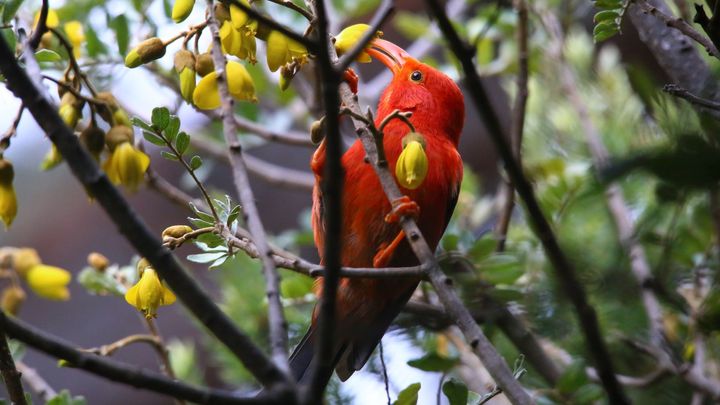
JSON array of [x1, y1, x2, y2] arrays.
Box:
[[410, 70, 423, 82]]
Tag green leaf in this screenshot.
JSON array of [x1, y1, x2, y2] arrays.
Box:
[[130, 117, 154, 132], [226, 204, 241, 226], [161, 150, 179, 161], [35, 49, 62, 62], [77, 266, 125, 296], [593, 0, 623, 9], [84, 24, 107, 57], [468, 235, 496, 261], [189, 155, 203, 170], [594, 10, 620, 22], [187, 251, 227, 264], [442, 379, 469, 405], [163, 0, 173, 18], [109, 14, 130, 55], [165, 115, 180, 141], [394, 12, 429, 40], [46, 389, 86, 405], [167, 340, 203, 385], [393, 383, 421, 405], [2, 0, 24, 24], [280, 272, 314, 298], [557, 360, 589, 394], [151, 107, 170, 130], [143, 131, 166, 146], [593, 21, 619, 43], [441, 234, 459, 251], [175, 131, 190, 155], [407, 352, 459, 372], [478, 254, 523, 285], [573, 384, 604, 404], [1, 27, 16, 55]]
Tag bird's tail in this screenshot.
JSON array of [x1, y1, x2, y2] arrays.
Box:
[[288, 323, 346, 389]]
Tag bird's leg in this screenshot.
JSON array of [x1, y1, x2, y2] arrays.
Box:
[[373, 196, 420, 268], [343, 68, 359, 94]]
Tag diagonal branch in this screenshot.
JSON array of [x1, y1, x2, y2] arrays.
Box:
[[0, 329, 27, 405], [0, 312, 284, 404], [206, 0, 292, 375], [423, 0, 629, 403], [0, 31, 289, 390]]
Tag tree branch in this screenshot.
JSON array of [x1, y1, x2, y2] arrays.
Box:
[[206, 0, 291, 375], [423, 0, 628, 402], [0, 330, 27, 405], [663, 84, 720, 110], [0, 312, 285, 404], [0, 31, 289, 390]]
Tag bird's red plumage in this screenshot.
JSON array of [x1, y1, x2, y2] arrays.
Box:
[[292, 56, 465, 384]]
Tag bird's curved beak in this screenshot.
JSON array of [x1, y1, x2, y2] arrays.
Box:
[[366, 38, 410, 75]]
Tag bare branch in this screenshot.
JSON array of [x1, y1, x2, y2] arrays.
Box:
[[0, 330, 27, 405], [16, 362, 57, 402], [423, 0, 628, 402], [663, 84, 720, 110], [206, 0, 292, 375], [0, 312, 287, 404]]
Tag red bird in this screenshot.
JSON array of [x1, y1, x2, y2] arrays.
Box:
[[290, 38, 465, 385]]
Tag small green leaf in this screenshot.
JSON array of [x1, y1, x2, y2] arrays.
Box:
[[468, 235, 496, 261], [393, 382, 421, 405], [77, 267, 125, 296], [165, 115, 180, 141], [143, 131, 166, 146], [130, 117, 154, 132], [189, 155, 203, 170], [109, 14, 130, 55], [175, 131, 190, 154], [85, 24, 107, 57], [151, 107, 170, 130], [557, 360, 589, 394], [593, 21, 620, 43], [2, 0, 24, 24], [573, 384, 604, 404], [593, 0, 623, 9], [280, 272, 314, 298], [478, 254, 523, 285], [187, 251, 227, 264], [161, 150, 179, 161], [442, 379, 468, 405], [594, 10, 620, 22], [35, 49, 62, 62], [407, 352, 459, 372], [46, 389, 86, 405], [442, 234, 459, 251], [1, 27, 16, 54]]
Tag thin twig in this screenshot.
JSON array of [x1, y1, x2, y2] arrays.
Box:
[[0, 104, 24, 153], [144, 318, 185, 405], [0, 312, 285, 404], [0, 330, 27, 405], [267, 0, 314, 21], [81, 334, 161, 357], [0, 29, 289, 390], [423, 0, 628, 402], [495, 0, 529, 252], [28, 0, 49, 50], [663, 84, 720, 111], [206, 0, 291, 376], [632, 0, 720, 58], [227, 0, 315, 50], [379, 341, 391, 405], [16, 361, 56, 402]]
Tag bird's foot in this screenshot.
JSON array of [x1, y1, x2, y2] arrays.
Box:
[[373, 231, 405, 268], [343, 68, 359, 94], [384, 196, 420, 224]]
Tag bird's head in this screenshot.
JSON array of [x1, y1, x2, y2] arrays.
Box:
[[367, 38, 465, 145]]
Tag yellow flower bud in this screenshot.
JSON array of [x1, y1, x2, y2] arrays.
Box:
[[1, 286, 26, 316], [102, 141, 150, 192], [124, 266, 176, 319], [87, 252, 110, 272], [79, 126, 106, 162], [395, 135, 428, 190], [162, 225, 193, 240], [172, 0, 195, 23], [335, 24, 382, 63], [105, 125, 134, 150], [64, 21, 85, 58], [59, 104, 80, 129], [12, 248, 40, 277], [229, 0, 250, 30], [0, 159, 17, 229], [310, 117, 325, 144], [39, 144, 63, 171], [266, 31, 307, 72], [195, 53, 215, 77], [175, 50, 196, 103], [125, 37, 166, 68], [192, 61, 255, 109], [26, 265, 71, 301]]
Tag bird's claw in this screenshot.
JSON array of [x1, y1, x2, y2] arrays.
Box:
[[384, 196, 420, 224]]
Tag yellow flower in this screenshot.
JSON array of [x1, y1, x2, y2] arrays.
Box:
[[229, 1, 251, 30], [64, 21, 85, 58], [266, 30, 307, 72], [172, 0, 195, 23], [395, 134, 428, 190], [102, 141, 150, 192], [40, 144, 63, 171], [34, 9, 60, 29], [192, 60, 255, 109], [26, 265, 71, 301], [335, 24, 382, 63], [125, 264, 176, 319], [0, 159, 17, 229], [219, 20, 256, 62]]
